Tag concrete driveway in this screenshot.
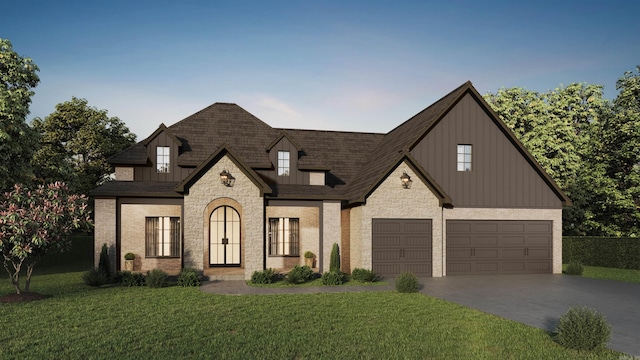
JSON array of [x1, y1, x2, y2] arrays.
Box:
[[420, 274, 640, 356]]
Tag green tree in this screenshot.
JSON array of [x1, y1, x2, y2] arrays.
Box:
[[484, 84, 609, 235], [32, 97, 137, 195], [329, 243, 340, 273], [0, 182, 92, 294], [0, 38, 40, 190], [582, 67, 640, 236]]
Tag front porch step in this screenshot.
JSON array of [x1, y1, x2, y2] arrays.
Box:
[[206, 274, 246, 281]]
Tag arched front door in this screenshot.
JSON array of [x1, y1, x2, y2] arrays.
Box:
[[210, 206, 241, 267]]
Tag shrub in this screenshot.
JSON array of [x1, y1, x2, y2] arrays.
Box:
[[118, 271, 146, 287], [146, 269, 169, 288], [124, 252, 135, 261], [177, 267, 203, 287], [285, 265, 314, 284], [395, 272, 419, 293], [329, 243, 341, 273], [555, 306, 611, 351], [566, 260, 584, 275], [98, 244, 111, 281], [82, 268, 108, 287], [563, 237, 640, 269], [304, 251, 315, 259], [251, 268, 279, 284], [321, 271, 345, 285], [351, 268, 380, 282]]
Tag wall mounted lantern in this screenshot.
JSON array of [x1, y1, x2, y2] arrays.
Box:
[[400, 172, 412, 189], [220, 170, 235, 187]]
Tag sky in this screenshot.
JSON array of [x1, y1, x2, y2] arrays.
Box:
[[2, 1, 639, 139]]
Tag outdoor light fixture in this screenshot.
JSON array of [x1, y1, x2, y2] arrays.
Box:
[[400, 172, 412, 189], [220, 170, 235, 187]]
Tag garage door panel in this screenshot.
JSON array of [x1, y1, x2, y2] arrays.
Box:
[[373, 235, 401, 247], [447, 220, 552, 275], [475, 249, 499, 259], [501, 248, 526, 258], [404, 249, 431, 261], [447, 248, 472, 260], [372, 219, 432, 278], [526, 236, 551, 246], [502, 236, 525, 246]]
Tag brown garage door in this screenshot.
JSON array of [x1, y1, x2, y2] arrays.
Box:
[[372, 219, 432, 278], [447, 220, 552, 275]]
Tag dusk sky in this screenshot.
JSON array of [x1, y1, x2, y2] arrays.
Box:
[[3, 1, 639, 139]]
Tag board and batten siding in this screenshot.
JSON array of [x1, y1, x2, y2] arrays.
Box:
[[411, 93, 562, 208], [256, 137, 310, 185], [134, 131, 192, 182]]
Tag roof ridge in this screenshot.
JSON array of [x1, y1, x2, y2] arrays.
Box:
[[281, 128, 385, 136]]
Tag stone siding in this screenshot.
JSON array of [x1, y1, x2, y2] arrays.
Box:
[[183, 155, 264, 279], [352, 163, 443, 275], [266, 206, 319, 270], [94, 198, 117, 274], [322, 201, 342, 273], [120, 204, 182, 274], [115, 167, 134, 181]]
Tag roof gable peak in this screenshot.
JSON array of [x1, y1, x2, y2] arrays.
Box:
[[142, 123, 183, 147]]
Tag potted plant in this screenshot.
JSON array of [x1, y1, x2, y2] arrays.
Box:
[[304, 251, 316, 268], [124, 252, 135, 271]]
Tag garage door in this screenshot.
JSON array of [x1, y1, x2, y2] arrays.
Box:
[[447, 220, 552, 275], [372, 219, 432, 278]]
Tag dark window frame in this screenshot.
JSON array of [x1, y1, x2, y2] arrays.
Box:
[[457, 144, 472, 172], [156, 146, 170, 173], [277, 151, 290, 176], [145, 216, 180, 258], [268, 217, 300, 256]]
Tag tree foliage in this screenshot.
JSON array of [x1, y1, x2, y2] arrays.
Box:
[[32, 97, 137, 196], [485, 69, 640, 236], [0, 38, 40, 190], [0, 182, 92, 294]]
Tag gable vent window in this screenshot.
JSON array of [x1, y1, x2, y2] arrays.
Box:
[[277, 151, 290, 176], [268, 217, 299, 256], [157, 146, 170, 173], [457, 144, 472, 171]]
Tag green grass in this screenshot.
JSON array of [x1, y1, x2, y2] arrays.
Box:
[[1, 269, 622, 359], [563, 264, 640, 284]]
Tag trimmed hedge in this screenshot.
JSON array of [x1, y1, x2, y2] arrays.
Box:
[[563, 237, 640, 269]]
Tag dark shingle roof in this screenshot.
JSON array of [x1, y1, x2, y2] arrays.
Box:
[[343, 81, 471, 202], [91, 181, 182, 198]]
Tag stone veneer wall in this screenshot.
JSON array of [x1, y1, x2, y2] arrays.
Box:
[[183, 155, 264, 279], [94, 198, 117, 274], [120, 204, 182, 274], [350, 163, 443, 275], [322, 201, 342, 273], [309, 172, 325, 186], [265, 206, 319, 270], [442, 207, 563, 275], [114, 167, 134, 181], [340, 208, 351, 272]]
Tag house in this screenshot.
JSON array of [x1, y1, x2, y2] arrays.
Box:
[[91, 81, 570, 280]]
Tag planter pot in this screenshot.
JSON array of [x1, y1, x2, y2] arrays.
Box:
[[124, 259, 134, 271], [304, 257, 315, 268]]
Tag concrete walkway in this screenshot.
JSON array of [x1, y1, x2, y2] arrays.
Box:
[[201, 275, 640, 356]]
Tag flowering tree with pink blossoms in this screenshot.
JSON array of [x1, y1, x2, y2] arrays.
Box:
[[0, 182, 92, 294]]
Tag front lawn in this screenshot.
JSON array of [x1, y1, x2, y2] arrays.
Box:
[[563, 264, 640, 284], [0, 270, 621, 359]]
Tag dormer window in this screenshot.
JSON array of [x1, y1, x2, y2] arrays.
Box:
[[278, 151, 290, 176], [457, 144, 472, 171], [157, 146, 170, 173]]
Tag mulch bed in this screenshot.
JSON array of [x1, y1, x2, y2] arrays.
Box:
[[0, 292, 50, 303]]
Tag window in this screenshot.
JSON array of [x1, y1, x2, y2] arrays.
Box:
[[268, 217, 299, 256], [457, 144, 472, 171], [157, 146, 170, 173], [145, 217, 180, 257], [277, 151, 290, 176]]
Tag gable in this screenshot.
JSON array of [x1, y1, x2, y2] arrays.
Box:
[[411, 93, 563, 208], [258, 136, 310, 185]]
